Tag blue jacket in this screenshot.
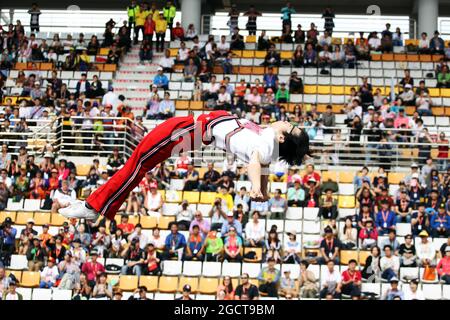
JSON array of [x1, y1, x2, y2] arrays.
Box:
[[430, 213, 450, 230], [375, 210, 396, 229], [153, 74, 169, 87], [164, 232, 186, 250]]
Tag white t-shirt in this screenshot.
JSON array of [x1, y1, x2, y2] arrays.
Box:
[[211, 118, 275, 165], [245, 220, 265, 241], [53, 189, 76, 206]]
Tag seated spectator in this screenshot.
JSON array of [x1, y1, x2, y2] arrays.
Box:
[[106, 148, 126, 176], [399, 85, 415, 106], [382, 277, 404, 300], [153, 67, 169, 90], [143, 242, 161, 275], [128, 286, 151, 300], [91, 225, 111, 257], [375, 200, 396, 235], [117, 214, 135, 238], [318, 189, 338, 221], [268, 189, 288, 219], [184, 24, 197, 41], [403, 279, 425, 300], [204, 230, 224, 262], [283, 231, 301, 264], [430, 202, 450, 237], [189, 211, 210, 238], [18, 219, 38, 255], [339, 217, 358, 249], [303, 43, 317, 67], [235, 273, 259, 300], [92, 273, 112, 299], [244, 211, 265, 247], [380, 229, 400, 255], [318, 44, 332, 68], [399, 234, 417, 268], [319, 260, 341, 299], [216, 85, 232, 110], [51, 180, 77, 214], [368, 32, 381, 51], [223, 225, 242, 262], [176, 200, 195, 230], [275, 82, 290, 103], [57, 252, 80, 290], [159, 49, 175, 73], [289, 71, 303, 94], [26, 237, 47, 271], [172, 22, 185, 41], [183, 225, 204, 261], [182, 164, 199, 191], [2, 281, 22, 300], [361, 246, 382, 281], [430, 30, 445, 54], [263, 67, 279, 91], [318, 226, 341, 265], [380, 245, 400, 281], [287, 180, 305, 207], [416, 230, 436, 267], [230, 28, 245, 50], [143, 183, 163, 217], [437, 65, 450, 88], [139, 40, 153, 63], [163, 222, 186, 260], [127, 224, 148, 251], [298, 260, 318, 298], [222, 211, 243, 238], [263, 44, 281, 67], [437, 246, 450, 284], [258, 257, 281, 297], [341, 259, 362, 297], [217, 276, 235, 300], [81, 250, 105, 288]]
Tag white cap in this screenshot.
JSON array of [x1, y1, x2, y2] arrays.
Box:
[[405, 84, 412, 89], [157, 67, 163, 71], [368, 105, 375, 110], [226, 211, 234, 217]]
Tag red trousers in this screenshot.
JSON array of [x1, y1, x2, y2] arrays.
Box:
[[87, 111, 237, 219]]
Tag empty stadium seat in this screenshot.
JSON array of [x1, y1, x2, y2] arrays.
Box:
[[52, 289, 73, 300], [422, 284, 442, 300], [139, 276, 159, 292], [158, 276, 178, 293], [32, 288, 53, 300], [221, 262, 242, 278], [162, 260, 183, 276], [198, 277, 219, 294], [119, 275, 139, 291], [286, 207, 302, 220], [9, 254, 28, 270], [21, 271, 41, 287], [182, 261, 202, 276], [16, 287, 32, 300], [202, 261, 222, 277]]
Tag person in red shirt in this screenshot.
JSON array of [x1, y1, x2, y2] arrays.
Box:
[[81, 250, 105, 287], [437, 246, 450, 284], [341, 259, 362, 298], [359, 219, 378, 249], [143, 15, 155, 49], [139, 171, 157, 195], [233, 79, 248, 106], [301, 164, 321, 186], [174, 152, 192, 178], [374, 187, 394, 213], [172, 22, 185, 41], [117, 214, 135, 237]]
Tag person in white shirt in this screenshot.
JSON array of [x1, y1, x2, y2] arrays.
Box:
[[234, 187, 250, 212], [159, 49, 175, 72], [3, 281, 22, 300], [102, 87, 122, 114], [148, 228, 165, 251], [70, 239, 87, 267], [185, 24, 197, 40], [418, 32, 430, 54], [217, 35, 230, 57], [51, 180, 76, 213], [318, 44, 332, 67], [144, 185, 163, 217], [244, 211, 265, 247], [380, 245, 400, 281], [283, 231, 301, 264], [403, 280, 425, 300], [176, 42, 190, 63], [368, 32, 381, 51], [216, 85, 232, 110], [39, 257, 59, 288], [416, 231, 436, 266], [176, 200, 195, 230], [320, 260, 342, 298]]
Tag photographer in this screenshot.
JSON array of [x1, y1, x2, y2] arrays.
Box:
[[26, 237, 47, 271], [209, 198, 227, 231], [121, 237, 145, 276], [0, 217, 16, 267]]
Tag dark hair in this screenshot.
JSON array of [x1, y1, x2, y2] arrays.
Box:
[[278, 129, 311, 166]]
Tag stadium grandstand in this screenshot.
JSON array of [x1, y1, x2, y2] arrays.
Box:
[[1, 0, 450, 301]]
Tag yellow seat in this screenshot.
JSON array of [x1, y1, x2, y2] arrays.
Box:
[[441, 89, 450, 97], [21, 271, 40, 287], [190, 101, 204, 110], [405, 39, 419, 46], [140, 216, 158, 229], [176, 100, 190, 110], [33, 212, 51, 226], [254, 51, 266, 59], [51, 213, 68, 226], [248, 278, 259, 287], [119, 275, 139, 291], [99, 48, 110, 55], [303, 85, 317, 94], [200, 192, 218, 204], [359, 250, 371, 266], [198, 277, 219, 294], [178, 276, 199, 293], [280, 51, 293, 59], [340, 250, 359, 265], [317, 86, 331, 95], [15, 212, 34, 225], [339, 172, 356, 183], [243, 247, 263, 263], [231, 50, 242, 57], [331, 86, 345, 95], [242, 50, 255, 58], [245, 35, 256, 43], [428, 88, 440, 97], [159, 276, 178, 293], [338, 196, 355, 208], [169, 48, 178, 57], [139, 276, 159, 292], [388, 172, 407, 184], [321, 171, 338, 182], [0, 211, 17, 223], [183, 191, 200, 204], [158, 216, 175, 229], [76, 164, 92, 176]]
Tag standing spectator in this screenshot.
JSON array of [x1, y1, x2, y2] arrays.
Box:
[[227, 5, 240, 34], [258, 257, 281, 297], [127, 0, 140, 37], [143, 16, 156, 50], [322, 8, 335, 35], [155, 13, 168, 52], [28, 3, 41, 32], [281, 2, 296, 30], [243, 5, 262, 36], [163, 1, 176, 40]]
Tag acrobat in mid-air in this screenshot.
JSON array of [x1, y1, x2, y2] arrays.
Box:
[[59, 110, 311, 221]]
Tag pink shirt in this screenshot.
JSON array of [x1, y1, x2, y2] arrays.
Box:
[[437, 256, 450, 276]]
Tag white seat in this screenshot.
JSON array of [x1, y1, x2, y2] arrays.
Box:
[[286, 207, 302, 220], [105, 258, 124, 267], [6, 199, 24, 211], [202, 261, 222, 277], [280, 264, 300, 279], [9, 254, 28, 270], [302, 221, 321, 234], [154, 293, 175, 300], [303, 208, 319, 220], [162, 260, 183, 276], [442, 285, 450, 299], [422, 284, 442, 300], [23, 199, 42, 211], [52, 289, 73, 300], [162, 203, 179, 215], [338, 184, 355, 195], [266, 219, 284, 232], [235, 180, 252, 191], [221, 262, 242, 278], [32, 288, 53, 300], [338, 208, 356, 219], [195, 294, 216, 300], [196, 204, 212, 217], [270, 182, 287, 194], [242, 263, 262, 278], [361, 283, 381, 297], [169, 179, 185, 191], [182, 261, 202, 276], [16, 288, 32, 300], [399, 267, 419, 282], [396, 223, 412, 237], [284, 220, 302, 234]]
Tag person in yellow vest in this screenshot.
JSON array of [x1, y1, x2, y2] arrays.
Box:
[[127, 0, 140, 33], [155, 12, 168, 52], [163, 0, 177, 40], [135, 3, 150, 44], [149, 2, 160, 21]]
